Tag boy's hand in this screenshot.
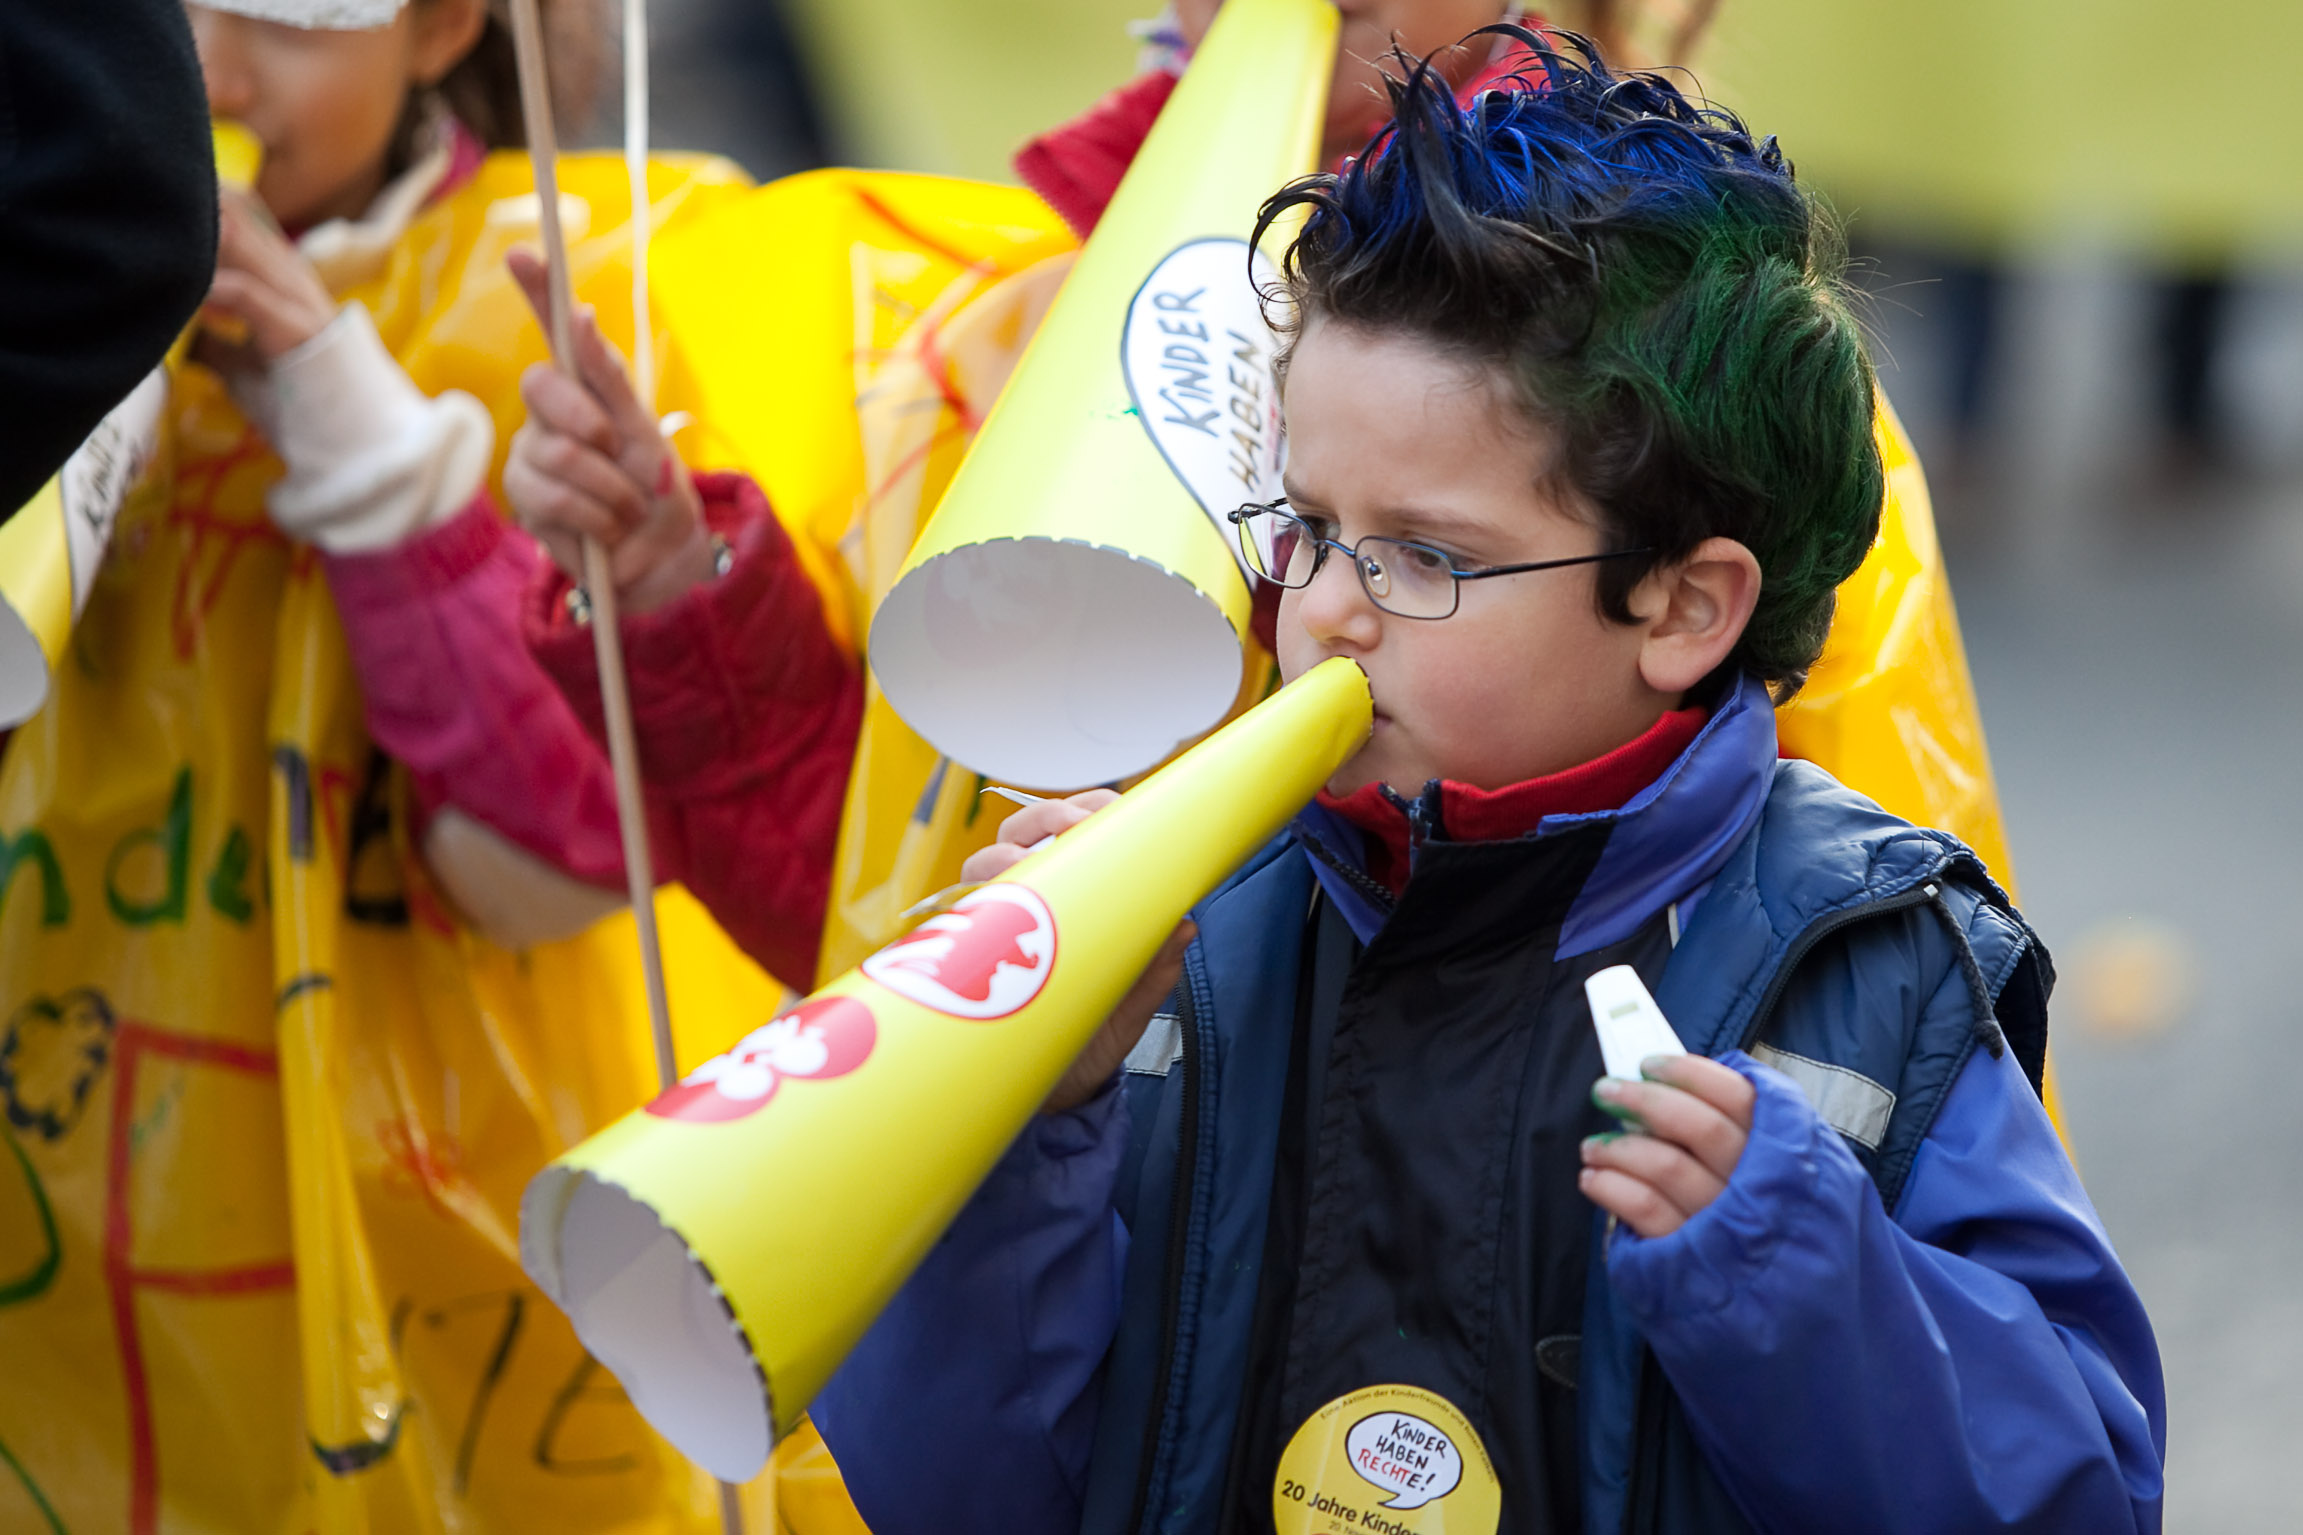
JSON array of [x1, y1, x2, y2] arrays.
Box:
[[197, 189, 338, 369], [960, 792, 1195, 1116], [1579, 1055, 1755, 1238], [502, 248, 713, 615]]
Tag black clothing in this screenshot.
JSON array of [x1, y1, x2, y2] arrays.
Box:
[[1221, 829, 1656, 1534], [1, 0, 216, 516]]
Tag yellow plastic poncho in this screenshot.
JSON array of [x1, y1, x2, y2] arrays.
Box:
[[0, 151, 799, 1534]]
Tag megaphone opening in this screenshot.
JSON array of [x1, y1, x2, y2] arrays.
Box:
[[529, 1170, 775, 1483], [870, 536, 1245, 791]]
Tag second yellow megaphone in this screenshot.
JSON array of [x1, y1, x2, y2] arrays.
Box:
[[520, 656, 1373, 1481], [866, 0, 1336, 791]]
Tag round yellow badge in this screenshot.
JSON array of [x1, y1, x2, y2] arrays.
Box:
[[1272, 1384, 1503, 1535]]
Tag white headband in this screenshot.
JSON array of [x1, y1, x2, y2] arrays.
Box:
[[195, 0, 409, 29]]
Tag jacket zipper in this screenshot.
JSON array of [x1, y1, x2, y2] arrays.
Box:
[[1619, 875, 1944, 1532], [1127, 976, 1204, 1535], [1296, 828, 1397, 915]]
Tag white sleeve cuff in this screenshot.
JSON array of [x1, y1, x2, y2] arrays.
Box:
[[262, 303, 496, 553]]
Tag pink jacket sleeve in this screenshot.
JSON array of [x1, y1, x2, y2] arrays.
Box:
[[321, 474, 863, 993], [524, 472, 865, 991], [322, 491, 629, 886]]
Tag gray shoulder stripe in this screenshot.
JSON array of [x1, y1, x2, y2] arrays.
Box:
[[1124, 1011, 1185, 1078], [1749, 1042, 1896, 1151]]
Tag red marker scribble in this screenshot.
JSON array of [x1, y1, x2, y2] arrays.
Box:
[[103, 1020, 295, 1535], [377, 1116, 467, 1216], [648, 995, 877, 1123], [163, 422, 285, 660]]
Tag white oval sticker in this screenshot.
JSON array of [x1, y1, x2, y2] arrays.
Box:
[[1120, 237, 1285, 570]]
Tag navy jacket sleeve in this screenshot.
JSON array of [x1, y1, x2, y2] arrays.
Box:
[[1608, 1046, 2166, 1534], [0, 0, 217, 515], [813, 1084, 1133, 1535]]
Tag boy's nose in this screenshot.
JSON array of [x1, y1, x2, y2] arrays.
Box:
[[1292, 548, 1384, 651]]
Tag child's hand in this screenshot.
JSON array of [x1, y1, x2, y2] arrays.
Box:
[[502, 248, 713, 615], [960, 792, 1195, 1116], [197, 189, 339, 369], [1578, 1055, 1756, 1238]]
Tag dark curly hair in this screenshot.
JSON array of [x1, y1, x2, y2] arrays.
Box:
[[1254, 28, 1881, 699]]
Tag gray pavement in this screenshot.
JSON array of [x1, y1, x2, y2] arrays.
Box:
[[1945, 473, 2303, 1533]]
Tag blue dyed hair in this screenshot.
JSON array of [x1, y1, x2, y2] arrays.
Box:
[[1254, 28, 1881, 697]]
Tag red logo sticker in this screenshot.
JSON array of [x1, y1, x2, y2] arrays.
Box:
[[860, 884, 1058, 1020], [646, 995, 877, 1123]]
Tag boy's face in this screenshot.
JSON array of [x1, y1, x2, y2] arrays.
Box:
[[1274, 321, 1681, 796], [1176, 0, 1512, 161]]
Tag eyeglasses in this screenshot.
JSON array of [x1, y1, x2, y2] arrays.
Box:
[[1227, 499, 1653, 621]]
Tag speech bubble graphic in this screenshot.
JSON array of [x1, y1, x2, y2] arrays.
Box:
[[1345, 1410, 1464, 1511], [1119, 236, 1285, 565]]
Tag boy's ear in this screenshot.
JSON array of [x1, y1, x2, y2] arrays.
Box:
[[1632, 537, 1762, 696], [410, 0, 490, 89]]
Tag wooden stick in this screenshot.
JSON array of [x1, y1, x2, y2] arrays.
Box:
[[505, 0, 676, 1095], [506, 9, 746, 1529], [624, 0, 656, 412]]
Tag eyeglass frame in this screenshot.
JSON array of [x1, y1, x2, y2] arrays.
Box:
[[1226, 498, 1655, 621]]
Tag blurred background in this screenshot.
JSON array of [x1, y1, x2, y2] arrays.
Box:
[[626, 1, 2303, 1524]]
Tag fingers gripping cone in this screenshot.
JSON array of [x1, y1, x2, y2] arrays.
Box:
[[867, 0, 1336, 791], [0, 123, 263, 726], [520, 658, 1373, 1480]]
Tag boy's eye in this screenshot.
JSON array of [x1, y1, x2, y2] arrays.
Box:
[[1398, 542, 1454, 573]]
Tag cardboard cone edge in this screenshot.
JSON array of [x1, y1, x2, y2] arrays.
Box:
[[520, 656, 1374, 1481], [866, 0, 1337, 792]]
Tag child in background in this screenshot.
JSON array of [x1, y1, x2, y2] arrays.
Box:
[[191, 0, 855, 975], [0, 1, 844, 1528], [804, 38, 2166, 1535]]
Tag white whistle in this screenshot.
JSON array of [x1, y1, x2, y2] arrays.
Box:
[[1585, 964, 1687, 1082]]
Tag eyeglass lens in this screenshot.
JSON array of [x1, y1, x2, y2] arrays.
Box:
[[1250, 512, 1316, 585], [1240, 507, 1459, 619], [1357, 539, 1456, 617]]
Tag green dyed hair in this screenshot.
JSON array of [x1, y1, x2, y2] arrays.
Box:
[[1255, 28, 1882, 698]]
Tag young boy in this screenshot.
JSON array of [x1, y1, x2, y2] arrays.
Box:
[[806, 37, 2166, 1535]]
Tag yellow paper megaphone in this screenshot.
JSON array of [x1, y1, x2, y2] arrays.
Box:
[[866, 0, 1335, 791], [520, 656, 1373, 1479], [0, 121, 263, 726]]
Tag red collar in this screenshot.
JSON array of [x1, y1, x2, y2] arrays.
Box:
[[1316, 704, 1708, 894]]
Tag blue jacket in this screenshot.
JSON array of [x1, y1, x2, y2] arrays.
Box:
[[816, 677, 2166, 1533]]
